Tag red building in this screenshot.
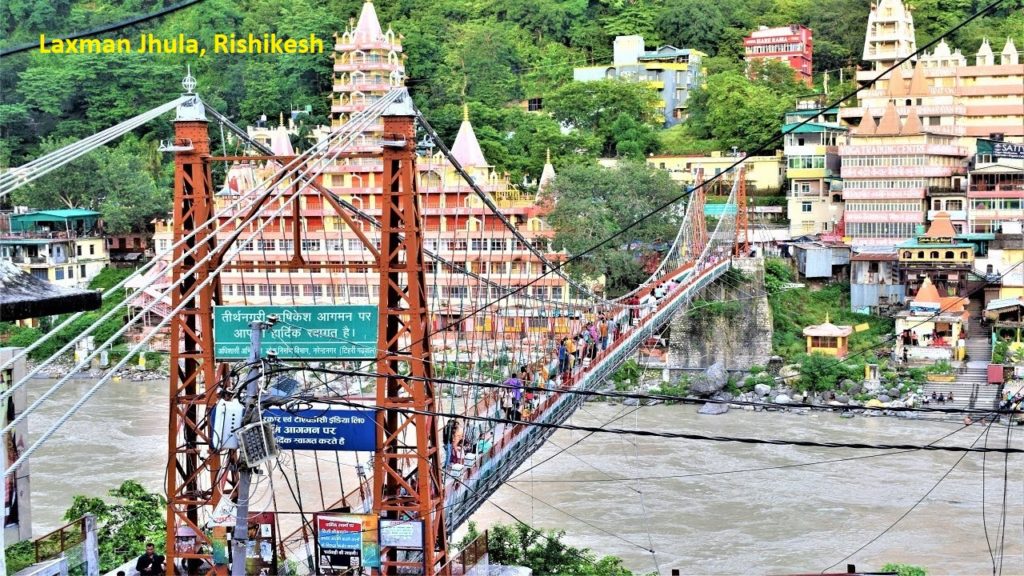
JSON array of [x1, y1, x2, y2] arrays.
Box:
[[744, 24, 813, 86]]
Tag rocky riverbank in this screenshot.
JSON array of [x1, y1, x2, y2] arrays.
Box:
[[25, 357, 168, 382], [612, 360, 934, 420]]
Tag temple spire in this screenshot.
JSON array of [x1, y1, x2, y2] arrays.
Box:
[[451, 106, 487, 168]]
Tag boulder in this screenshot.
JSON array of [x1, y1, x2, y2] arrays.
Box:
[[863, 380, 881, 393], [754, 383, 772, 397], [698, 402, 730, 415], [847, 382, 863, 395], [877, 394, 892, 403], [690, 361, 729, 396], [623, 397, 640, 406], [889, 400, 906, 409], [888, 387, 901, 398], [835, 394, 850, 404], [792, 394, 804, 403], [714, 391, 735, 402], [840, 379, 856, 391], [774, 394, 792, 404], [779, 364, 801, 385]]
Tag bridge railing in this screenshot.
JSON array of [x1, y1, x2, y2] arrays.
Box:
[[443, 259, 731, 530]]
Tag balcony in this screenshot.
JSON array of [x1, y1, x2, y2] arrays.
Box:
[[841, 165, 966, 178]]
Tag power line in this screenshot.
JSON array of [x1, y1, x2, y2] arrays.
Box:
[[506, 418, 980, 484], [311, 396, 1023, 454], [819, 417, 997, 573], [0, 0, 207, 58], [270, 365, 1008, 417]]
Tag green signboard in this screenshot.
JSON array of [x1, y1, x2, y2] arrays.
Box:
[[978, 138, 1024, 160], [214, 305, 378, 360]]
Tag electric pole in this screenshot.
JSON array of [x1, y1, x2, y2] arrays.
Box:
[[230, 317, 276, 576]]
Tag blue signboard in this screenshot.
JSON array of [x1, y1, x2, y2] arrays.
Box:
[[263, 409, 376, 451]]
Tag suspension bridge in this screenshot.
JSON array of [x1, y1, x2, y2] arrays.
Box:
[[0, 76, 753, 575]]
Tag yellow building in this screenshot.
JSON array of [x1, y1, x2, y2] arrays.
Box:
[[647, 151, 785, 192], [0, 210, 109, 289], [803, 315, 853, 358]]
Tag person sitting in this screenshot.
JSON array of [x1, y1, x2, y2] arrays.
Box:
[[931, 391, 938, 402], [947, 391, 954, 403], [938, 393, 946, 404]]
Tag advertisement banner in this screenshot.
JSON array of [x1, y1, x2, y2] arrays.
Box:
[[315, 514, 379, 574]]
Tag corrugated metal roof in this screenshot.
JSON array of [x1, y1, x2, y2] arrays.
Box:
[[11, 209, 100, 221], [781, 122, 847, 134]]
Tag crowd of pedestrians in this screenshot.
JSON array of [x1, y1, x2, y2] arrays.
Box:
[[441, 274, 693, 477]]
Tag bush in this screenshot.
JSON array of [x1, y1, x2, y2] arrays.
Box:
[[881, 563, 927, 576]]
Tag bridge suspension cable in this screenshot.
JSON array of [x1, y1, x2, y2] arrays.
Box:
[[0, 97, 190, 197], [1, 90, 406, 475]]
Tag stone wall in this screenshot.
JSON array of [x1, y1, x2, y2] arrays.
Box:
[[666, 258, 773, 372]]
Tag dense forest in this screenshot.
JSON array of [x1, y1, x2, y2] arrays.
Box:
[[0, 0, 1020, 223]]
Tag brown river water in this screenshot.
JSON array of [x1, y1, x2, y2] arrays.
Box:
[[27, 378, 1024, 575]]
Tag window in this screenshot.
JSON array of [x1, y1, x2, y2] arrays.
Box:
[[490, 239, 505, 251], [279, 239, 294, 252], [55, 268, 64, 280], [76, 245, 82, 256], [527, 98, 543, 111], [158, 239, 169, 252], [960, 251, 968, 259], [89, 244, 95, 255], [945, 251, 954, 259], [279, 284, 298, 297], [801, 202, 812, 213], [349, 285, 369, 298], [81, 265, 86, 277], [930, 251, 939, 259], [243, 284, 256, 297], [239, 239, 254, 251], [903, 251, 912, 259], [306, 285, 323, 298], [301, 239, 321, 252], [533, 286, 549, 299], [327, 239, 343, 251], [552, 286, 564, 300], [470, 238, 484, 251], [31, 269, 48, 280], [257, 239, 275, 251], [259, 284, 276, 297], [68, 266, 74, 278]]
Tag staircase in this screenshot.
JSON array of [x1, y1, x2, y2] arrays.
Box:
[[924, 300, 1000, 412]]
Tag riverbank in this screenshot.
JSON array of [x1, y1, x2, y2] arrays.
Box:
[[24, 355, 168, 382]]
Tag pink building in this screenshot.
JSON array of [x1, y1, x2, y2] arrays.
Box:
[[744, 25, 813, 86], [840, 100, 969, 246]]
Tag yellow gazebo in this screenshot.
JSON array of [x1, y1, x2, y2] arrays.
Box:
[[803, 314, 854, 358]]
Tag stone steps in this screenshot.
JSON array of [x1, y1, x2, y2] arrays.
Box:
[[923, 382, 1002, 411]]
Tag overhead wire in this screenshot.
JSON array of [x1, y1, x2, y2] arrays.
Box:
[[819, 417, 998, 573]]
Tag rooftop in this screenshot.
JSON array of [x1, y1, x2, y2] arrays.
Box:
[[0, 260, 101, 321]]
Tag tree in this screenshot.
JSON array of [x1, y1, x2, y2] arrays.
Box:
[[64, 480, 166, 573], [97, 143, 169, 235], [545, 80, 662, 156], [797, 352, 846, 392], [486, 523, 637, 575], [12, 139, 168, 234], [881, 563, 927, 576], [685, 68, 797, 153], [654, 0, 725, 55], [544, 161, 682, 295]]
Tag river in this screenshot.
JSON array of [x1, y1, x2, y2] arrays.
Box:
[[26, 378, 1024, 574]]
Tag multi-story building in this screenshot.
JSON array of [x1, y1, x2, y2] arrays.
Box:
[[743, 24, 814, 86], [573, 35, 706, 126], [847, 0, 1023, 152], [783, 101, 848, 235], [646, 152, 785, 192], [329, 0, 404, 135], [0, 209, 109, 288], [861, 0, 917, 72], [967, 138, 1024, 234], [840, 101, 969, 246]]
